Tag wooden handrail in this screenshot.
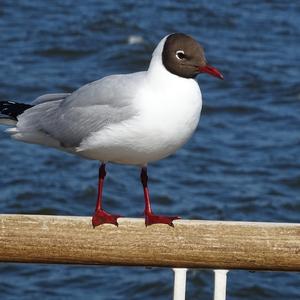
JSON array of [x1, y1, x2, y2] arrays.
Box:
[[1, 214, 299, 271]]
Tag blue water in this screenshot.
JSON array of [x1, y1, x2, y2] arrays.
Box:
[[0, 0, 299, 299]]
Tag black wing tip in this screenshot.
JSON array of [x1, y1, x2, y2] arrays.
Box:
[[0, 101, 32, 120]]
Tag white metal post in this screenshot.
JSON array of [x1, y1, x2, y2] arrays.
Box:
[[213, 270, 229, 300], [172, 268, 188, 300]]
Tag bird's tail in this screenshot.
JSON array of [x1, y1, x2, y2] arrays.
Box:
[[0, 101, 32, 126]]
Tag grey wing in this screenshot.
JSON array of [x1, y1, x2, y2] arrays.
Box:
[[61, 71, 145, 108], [42, 103, 136, 147], [15, 72, 144, 148]]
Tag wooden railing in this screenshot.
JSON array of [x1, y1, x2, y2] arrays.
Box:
[[1, 214, 299, 271], [1, 214, 299, 300]]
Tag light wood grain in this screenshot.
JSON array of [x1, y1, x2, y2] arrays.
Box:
[[0, 214, 299, 271]]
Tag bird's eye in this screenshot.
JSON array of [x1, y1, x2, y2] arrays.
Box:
[[176, 50, 185, 60]]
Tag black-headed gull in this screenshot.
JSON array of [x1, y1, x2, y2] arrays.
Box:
[[0, 33, 223, 227]]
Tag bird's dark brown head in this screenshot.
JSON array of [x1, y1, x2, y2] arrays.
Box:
[[162, 33, 223, 80]]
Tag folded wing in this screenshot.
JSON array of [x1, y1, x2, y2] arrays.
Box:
[[10, 72, 144, 149]]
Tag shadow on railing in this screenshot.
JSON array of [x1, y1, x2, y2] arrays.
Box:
[[1, 215, 299, 300]]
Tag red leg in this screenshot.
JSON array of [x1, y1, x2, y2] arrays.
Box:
[[92, 163, 121, 227], [141, 167, 180, 227]]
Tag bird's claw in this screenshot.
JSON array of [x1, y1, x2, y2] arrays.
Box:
[[144, 212, 180, 227], [92, 209, 121, 227]]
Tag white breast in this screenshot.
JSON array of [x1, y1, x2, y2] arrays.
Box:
[[133, 73, 202, 161]]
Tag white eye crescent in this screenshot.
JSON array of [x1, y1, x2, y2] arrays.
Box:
[[176, 50, 185, 60]]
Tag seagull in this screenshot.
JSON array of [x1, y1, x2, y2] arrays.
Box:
[[0, 33, 223, 227]]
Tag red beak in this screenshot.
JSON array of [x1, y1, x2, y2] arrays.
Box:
[[199, 64, 224, 80]]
